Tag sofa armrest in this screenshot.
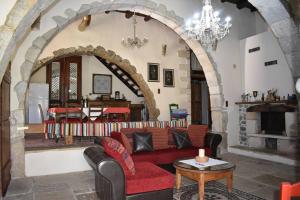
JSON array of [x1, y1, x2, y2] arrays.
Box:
[[204, 132, 222, 158], [84, 146, 126, 200]]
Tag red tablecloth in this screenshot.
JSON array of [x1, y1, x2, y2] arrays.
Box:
[[48, 107, 81, 114], [103, 107, 130, 114]]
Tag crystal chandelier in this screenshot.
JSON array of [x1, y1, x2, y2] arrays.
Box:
[[185, 0, 232, 48], [122, 12, 148, 48]]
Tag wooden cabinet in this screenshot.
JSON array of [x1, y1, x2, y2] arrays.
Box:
[[88, 100, 131, 107], [130, 104, 144, 121], [47, 56, 82, 107]]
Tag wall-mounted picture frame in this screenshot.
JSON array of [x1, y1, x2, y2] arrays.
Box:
[[163, 69, 174, 87], [92, 74, 112, 94], [147, 63, 160, 82]]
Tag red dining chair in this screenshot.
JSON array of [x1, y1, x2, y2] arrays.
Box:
[[281, 182, 300, 200]]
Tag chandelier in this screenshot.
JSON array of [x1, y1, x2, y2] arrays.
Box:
[[122, 12, 148, 48], [185, 0, 232, 47]]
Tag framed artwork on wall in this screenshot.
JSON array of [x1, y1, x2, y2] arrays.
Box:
[[147, 63, 160, 82], [163, 69, 174, 87], [92, 74, 112, 94]]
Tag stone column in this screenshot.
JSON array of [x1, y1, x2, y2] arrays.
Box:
[[177, 42, 191, 124], [10, 109, 25, 178]]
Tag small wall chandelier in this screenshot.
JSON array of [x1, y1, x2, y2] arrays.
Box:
[[122, 12, 148, 48], [185, 0, 232, 48]]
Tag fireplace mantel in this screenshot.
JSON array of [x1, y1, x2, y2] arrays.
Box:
[[235, 100, 297, 112], [235, 100, 297, 105]]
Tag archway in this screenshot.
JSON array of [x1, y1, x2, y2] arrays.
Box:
[[30, 45, 160, 119], [2, 1, 226, 177]]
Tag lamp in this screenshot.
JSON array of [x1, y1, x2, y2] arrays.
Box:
[[185, 0, 232, 48], [122, 12, 148, 48], [296, 78, 300, 93]]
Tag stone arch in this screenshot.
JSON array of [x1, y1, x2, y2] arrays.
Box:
[[3, 1, 227, 177], [12, 1, 227, 133], [30, 45, 160, 119]]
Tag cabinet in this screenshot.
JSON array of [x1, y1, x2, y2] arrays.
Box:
[[88, 100, 131, 107], [47, 56, 82, 107]]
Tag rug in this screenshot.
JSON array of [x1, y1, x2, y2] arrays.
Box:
[[173, 181, 266, 200]]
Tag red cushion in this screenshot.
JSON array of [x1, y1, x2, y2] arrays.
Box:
[[188, 125, 208, 147], [110, 132, 124, 145], [102, 137, 135, 176], [132, 146, 211, 164], [126, 162, 174, 194], [146, 127, 169, 150]]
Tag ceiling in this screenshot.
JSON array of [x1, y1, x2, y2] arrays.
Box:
[[221, 0, 257, 12]]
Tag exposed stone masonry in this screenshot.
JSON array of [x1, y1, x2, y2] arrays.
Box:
[[239, 105, 249, 146]]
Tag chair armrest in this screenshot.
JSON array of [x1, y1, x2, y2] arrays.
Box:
[[84, 146, 126, 200], [204, 132, 222, 158]]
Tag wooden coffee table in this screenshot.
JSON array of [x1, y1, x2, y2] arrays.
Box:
[[173, 158, 235, 200]]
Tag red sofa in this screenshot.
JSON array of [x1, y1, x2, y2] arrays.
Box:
[[85, 124, 222, 200], [111, 125, 222, 165]]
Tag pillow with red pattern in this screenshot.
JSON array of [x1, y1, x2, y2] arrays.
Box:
[[102, 137, 135, 176]]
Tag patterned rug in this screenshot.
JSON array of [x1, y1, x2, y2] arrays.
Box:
[[173, 181, 266, 200]]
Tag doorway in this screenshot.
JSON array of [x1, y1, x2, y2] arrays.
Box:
[[0, 64, 11, 196], [190, 50, 211, 126]]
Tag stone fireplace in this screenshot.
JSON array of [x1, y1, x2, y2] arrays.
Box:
[[238, 102, 298, 153]]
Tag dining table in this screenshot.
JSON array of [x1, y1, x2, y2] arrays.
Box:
[[48, 107, 131, 121]]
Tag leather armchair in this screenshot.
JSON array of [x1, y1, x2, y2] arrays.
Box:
[[204, 132, 222, 158], [83, 145, 173, 200]]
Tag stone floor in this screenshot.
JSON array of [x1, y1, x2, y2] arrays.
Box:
[[4, 153, 300, 200]]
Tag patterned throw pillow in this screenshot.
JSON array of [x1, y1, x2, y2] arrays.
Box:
[[172, 130, 193, 149], [102, 137, 135, 176], [133, 132, 154, 152]]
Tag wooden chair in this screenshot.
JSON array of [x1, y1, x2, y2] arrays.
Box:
[[38, 104, 55, 139], [281, 182, 300, 200], [87, 106, 103, 138], [169, 103, 179, 120], [62, 102, 83, 143]]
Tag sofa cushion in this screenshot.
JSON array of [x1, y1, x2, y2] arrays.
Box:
[[126, 162, 174, 194], [120, 132, 133, 154], [120, 128, 145, 152], [110, 131, 124, 145], [188, 125, 208, 147], [133, 132, 154, 152], [168, 128, 187, 147], [146, 127, 169, 150], [102, 137, 135, 176], [172, 130, 193, 149], [132, 147, 212, 164]]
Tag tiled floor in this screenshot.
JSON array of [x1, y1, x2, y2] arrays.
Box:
[[4, 153, 300, 200]]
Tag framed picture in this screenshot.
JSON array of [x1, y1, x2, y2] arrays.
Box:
[[147, 63, 160, 82], [93, 74, 112, 94], [163, 69, 174, 87]]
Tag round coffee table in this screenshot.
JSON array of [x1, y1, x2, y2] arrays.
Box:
[[173, 158, 235, 200]]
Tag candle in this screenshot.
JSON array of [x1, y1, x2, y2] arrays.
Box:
[[199, 149, 205, 157]]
